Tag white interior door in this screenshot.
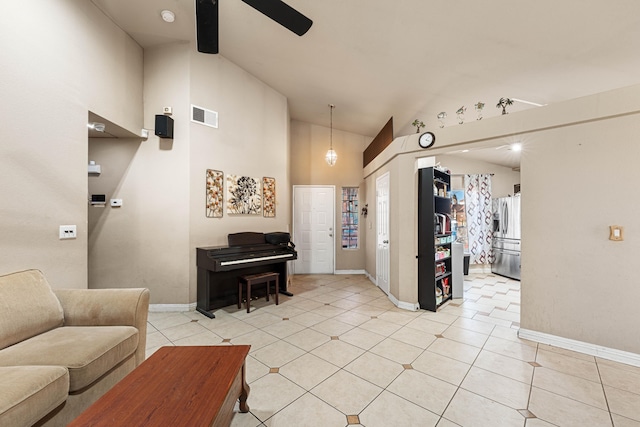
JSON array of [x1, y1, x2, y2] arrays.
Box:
[[293, 186, 335, 274], [376, 173, 390, 294]]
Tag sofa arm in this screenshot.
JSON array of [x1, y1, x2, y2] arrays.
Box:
[[54, 288, 150, 366]]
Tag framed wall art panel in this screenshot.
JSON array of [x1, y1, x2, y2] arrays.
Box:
[[263, 177, 276, 218], [206, 169, 224, 218], [226, 174, 262, 215]]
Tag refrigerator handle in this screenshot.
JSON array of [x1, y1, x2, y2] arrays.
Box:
[[503, 202, 509, 236]]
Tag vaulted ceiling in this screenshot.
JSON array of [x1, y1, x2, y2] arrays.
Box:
[[93, 0, 640, 167]]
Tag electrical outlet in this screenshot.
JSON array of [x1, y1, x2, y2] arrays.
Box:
[[59, 225, 77, 240]]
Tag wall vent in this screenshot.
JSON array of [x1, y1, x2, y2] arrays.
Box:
[[191, 104, 218, 128]]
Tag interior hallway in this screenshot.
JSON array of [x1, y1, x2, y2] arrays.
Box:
[[146, 274, 640, 426]]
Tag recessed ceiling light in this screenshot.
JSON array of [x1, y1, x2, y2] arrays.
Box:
[[462, 149, 469, 153], [87, 122, 105, 132], [161, 10, 175, 23], [511, 143, 522, 152]]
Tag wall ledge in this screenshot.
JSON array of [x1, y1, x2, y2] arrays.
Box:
[[519, 328, 640, 368], [364, 83, 640, 179]]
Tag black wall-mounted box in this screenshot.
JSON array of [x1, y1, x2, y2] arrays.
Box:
[[155, 115, 174, 139], [90, 194, 106, 205]]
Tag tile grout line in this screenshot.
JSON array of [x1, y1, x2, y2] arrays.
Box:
[[147, 274, 639, 426], [594, 358, 615, 426]]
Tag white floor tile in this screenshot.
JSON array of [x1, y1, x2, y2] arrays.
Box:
[[344, 351, 404, 388], [444, 388, 525, 427], [311, 370, 382, 414], [264, 392, 346, 427], [246, 374, 305, 422], [145, 273, 637, 426], [359, 390, 440, 427], [387, 369, 458, 415]]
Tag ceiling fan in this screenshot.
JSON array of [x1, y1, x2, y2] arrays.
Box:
[[196, 0, 313, 54]]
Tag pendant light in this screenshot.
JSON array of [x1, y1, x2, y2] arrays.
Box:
[[325, 104, 337, 166]]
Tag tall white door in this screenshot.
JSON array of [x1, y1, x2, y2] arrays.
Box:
[[376, 173, 390, 294], [293, 186, 335, 274]]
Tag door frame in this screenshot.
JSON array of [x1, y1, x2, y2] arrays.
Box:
[[376, 172, 390, 294], [292, 185, 336, 275]]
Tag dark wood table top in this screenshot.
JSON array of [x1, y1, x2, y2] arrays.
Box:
[[68, 345, 251, 427]]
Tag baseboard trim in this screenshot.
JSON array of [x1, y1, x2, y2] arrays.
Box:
[[518, 328, 640, 367], [387, 292, 419, 312], [334, 269, 366, 275], [364, 271, 376, 286], [149, 303, 196, 313]]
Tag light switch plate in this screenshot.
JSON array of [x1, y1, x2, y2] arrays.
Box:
[[609, 225, 624, 241], [110, 199, 123, 207]]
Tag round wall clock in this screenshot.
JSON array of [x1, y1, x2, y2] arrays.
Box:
[[418, 131, 435, 149]]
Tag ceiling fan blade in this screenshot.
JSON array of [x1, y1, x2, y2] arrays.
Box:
[[196, 0, 219, 54], [241, 0, 313, 36]]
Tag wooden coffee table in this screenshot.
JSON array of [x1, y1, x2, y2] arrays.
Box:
[[69, 345, 251, 427]]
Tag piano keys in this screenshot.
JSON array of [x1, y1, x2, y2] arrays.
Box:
[[196, 232, 297, 318]]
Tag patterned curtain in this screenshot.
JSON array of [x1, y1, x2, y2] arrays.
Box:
[[464, 174, 493, 264]]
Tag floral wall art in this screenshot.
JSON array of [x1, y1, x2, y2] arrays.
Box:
[[205, 169, 223, 218], [226, 174, 262, 215], [262, 177, 276, 217]]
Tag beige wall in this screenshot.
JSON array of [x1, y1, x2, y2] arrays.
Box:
[[187, 49, 291, 303], [521, 113, 640, 354], [364, 84, 640, 356], [1, 3, 293, 301], [0, 2, 143, 288], [89, 43, 293, 304], [362, 154, 422, 304], [290, 120, 370, 271], [88, 136, 144, 290], [89, 42, 192, 304], [435, 154, 520, 198]]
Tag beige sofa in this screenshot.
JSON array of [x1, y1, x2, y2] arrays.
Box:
[[0, 270, 149, 427]]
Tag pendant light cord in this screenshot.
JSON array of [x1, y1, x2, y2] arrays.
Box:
[[329, 104, 334, 150]]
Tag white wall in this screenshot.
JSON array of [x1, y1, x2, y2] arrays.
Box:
[[0, 2, 143, 288]]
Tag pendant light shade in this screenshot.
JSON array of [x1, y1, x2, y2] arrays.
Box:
[[325, 104, 337, 166], [325, 148, 337, 166]]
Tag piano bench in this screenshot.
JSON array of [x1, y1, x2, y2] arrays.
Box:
[[237, 272, 279, 313]]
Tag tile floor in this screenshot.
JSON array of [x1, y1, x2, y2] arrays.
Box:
[[146, 274, 640, 426]]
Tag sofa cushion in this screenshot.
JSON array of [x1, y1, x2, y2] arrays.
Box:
[[0, 365, 69, 427], [0, 270, 64, 350], [0, 326, 138, 392]]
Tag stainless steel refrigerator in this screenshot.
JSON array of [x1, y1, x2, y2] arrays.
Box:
[[491, 195, 521, 280]]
